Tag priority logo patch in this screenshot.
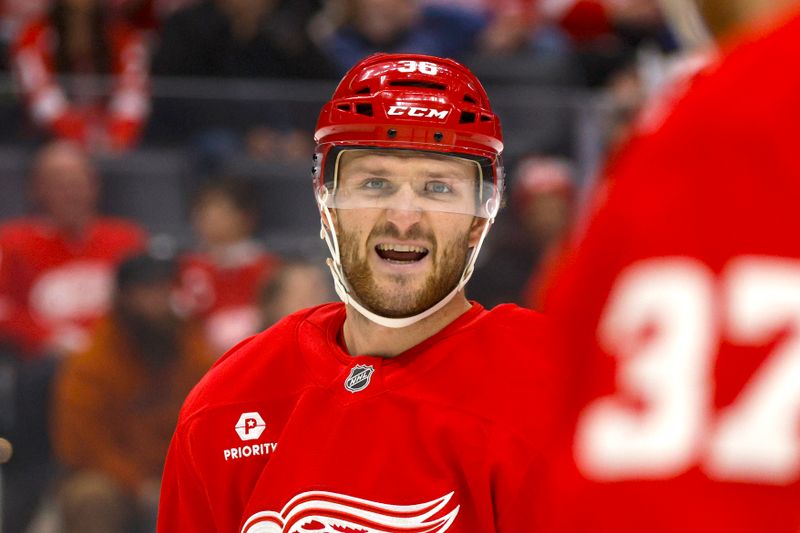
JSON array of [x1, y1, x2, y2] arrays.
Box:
[[344, 364, 375, 393], [235, 412, 266, 441]]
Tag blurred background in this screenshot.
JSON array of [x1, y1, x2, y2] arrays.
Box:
[[0, 0, 702, 531]]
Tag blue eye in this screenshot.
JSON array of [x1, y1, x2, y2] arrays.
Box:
[[426, 181, 452, 194], [363, 178, 388, 189]]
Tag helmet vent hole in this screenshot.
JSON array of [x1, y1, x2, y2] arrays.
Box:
[[463, 94, 477, 104], [355, 87, 371, 94], [355, 103, 373, 116], [480, 114, 492, 122], [389, 80, 447, 91], [337, 104, 351, 111], [459, 111, 476, 124]]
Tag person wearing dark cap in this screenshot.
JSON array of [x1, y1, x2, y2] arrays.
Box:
[[51, 253, 213, 533]]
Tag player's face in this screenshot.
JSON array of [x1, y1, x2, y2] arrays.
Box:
[[333, 151, 484, 318]]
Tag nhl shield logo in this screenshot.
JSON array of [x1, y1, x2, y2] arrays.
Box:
[[344, 364, 375, 393]]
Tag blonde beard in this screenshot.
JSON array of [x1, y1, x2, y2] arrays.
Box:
[[337, 221, 471, 319]]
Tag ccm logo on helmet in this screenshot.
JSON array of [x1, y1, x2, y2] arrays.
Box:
[[387, 106, 449, 119]]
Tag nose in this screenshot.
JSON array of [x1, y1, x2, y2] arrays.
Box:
[[384, 184, 423, 232]]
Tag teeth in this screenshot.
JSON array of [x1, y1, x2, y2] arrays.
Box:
[[376, 243, 428, 253]]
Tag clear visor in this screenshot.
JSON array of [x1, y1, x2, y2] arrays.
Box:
[[317, 148, 501, 219]]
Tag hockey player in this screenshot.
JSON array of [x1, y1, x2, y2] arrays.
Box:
[[158, 53, 560, 533], [544, 0, 800, 531]]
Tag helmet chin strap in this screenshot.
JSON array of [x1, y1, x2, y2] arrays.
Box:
[[319, 202, 494, 329]]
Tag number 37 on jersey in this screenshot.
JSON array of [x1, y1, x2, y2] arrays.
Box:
[[576, 256, 800, 485]]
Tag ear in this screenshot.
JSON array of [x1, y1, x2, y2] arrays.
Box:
[[319, 206, 338, 232], [468, 217, 489, 247]]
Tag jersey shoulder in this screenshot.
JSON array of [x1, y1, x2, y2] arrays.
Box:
[[475, 303, 553, 359], [0, 218, 47, 240], [565, 12, 800, 274], [0, 218, 60, 255], [91, 217, 147, 240], [422, 303, 560, 439], [620, 9, 800, 177], [178, 302, 344, 423], [425, 303, 553, 376]]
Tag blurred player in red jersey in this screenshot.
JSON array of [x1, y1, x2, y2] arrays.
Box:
[[543, 0, 800, 531], [178, 178, 280, 355], [158, 53, 561, 533], [0, 139, 146, 532], [0, 140, 147, 358], [257, 259, 334, 329]]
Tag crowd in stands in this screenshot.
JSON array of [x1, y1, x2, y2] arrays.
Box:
[[0, 0, 678, 153], [0, 0, 687, 531], [0, 140, 333, 532]]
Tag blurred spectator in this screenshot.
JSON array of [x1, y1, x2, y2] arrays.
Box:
[[545, 0, 678, 85], [314, 0, 486, 74], [244, 126, 315, 162], [423, 0, 569, 56], [52, 253, 211, 533], [177, 178, 280, 355], [470, 155, 576, 308], [514, 155, 577, 309], [0, 140, 147, 358], [469, 0, 543, 55], [188, 125, 315, 175], [152, 0, 334, 79], [0, 140, 146, 533], [602, 63, 647, 148], [259, 259, 334, 328], [10, 0, 152, 152], [149, 0, 332, 156]]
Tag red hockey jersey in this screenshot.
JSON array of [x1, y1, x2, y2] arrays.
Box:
[[0, 217, 146, 357], [177, 243, 280, 355], [544, 8, 800, 532], [159, 302, 559, 533]]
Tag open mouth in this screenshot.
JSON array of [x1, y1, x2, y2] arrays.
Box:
[[375, 243, 429, 264]]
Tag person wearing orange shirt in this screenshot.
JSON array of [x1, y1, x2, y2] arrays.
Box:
[[52, 253, 212, 533]]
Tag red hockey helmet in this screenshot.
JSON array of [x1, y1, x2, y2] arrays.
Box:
[[313, 53, 504, 220], [314, 53, 505, 328]]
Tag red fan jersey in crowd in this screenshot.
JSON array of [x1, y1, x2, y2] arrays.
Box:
[[11, 15, 150, 151], [544, 8, 800, 532], [0, 217, 146, 357], [178, 243, 280, 354], [159, 302, 559, 533]]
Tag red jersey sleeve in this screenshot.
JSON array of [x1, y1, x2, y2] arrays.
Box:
[[0, 225, 51, 354], [485, 306, 565, 531], [159, 417, 218, 532], [11, 19, 85, 141], [106, 21, 150, 150], [491, 432, 554, 531]]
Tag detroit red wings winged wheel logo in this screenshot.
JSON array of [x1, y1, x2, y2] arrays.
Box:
[[241, 490, 459, 533]]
